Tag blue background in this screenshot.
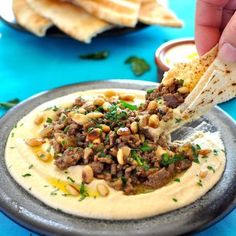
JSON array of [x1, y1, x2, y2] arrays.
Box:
[[0, 0, 235, 235]]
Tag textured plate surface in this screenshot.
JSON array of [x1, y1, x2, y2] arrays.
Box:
[[0, 80, 235, 236], [0, 0, 148, 38]]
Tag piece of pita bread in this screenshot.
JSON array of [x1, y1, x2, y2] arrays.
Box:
[[181, 56, 236, 119], [27, 0, 113, 43], [68, 0, 141, 27], [12, 0, 53, 37], [139, 0, 183, 28]]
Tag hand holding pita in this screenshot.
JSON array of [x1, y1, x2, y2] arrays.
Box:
[[195, 0, 236, 63]]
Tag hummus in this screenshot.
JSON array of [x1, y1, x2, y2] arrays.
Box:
[[5, 89, 226, 219]]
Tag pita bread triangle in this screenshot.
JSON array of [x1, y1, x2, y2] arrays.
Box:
[[12, 0, 53, 37], [68, 0, 141, 27], [138, 0, 183, 27], [27, 0, 113, 43]]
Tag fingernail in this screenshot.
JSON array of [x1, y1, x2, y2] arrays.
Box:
[[218, 43, 236, 63]]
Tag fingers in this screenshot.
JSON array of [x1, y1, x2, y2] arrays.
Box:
[[219, 11, 236, 62], [221, 0, 236, 29], [195, 0, 229, 55]]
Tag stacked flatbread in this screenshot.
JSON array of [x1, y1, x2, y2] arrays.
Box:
[[12, 0, 183, 43]]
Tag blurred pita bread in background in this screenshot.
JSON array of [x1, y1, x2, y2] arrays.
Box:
[[139, 0, 183, 28], [68, 0, 141, 27], [12, 0, 53, 37], [27, 0, 113, 43]]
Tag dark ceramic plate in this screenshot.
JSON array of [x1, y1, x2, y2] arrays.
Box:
[[0, 0, 148, 38], [0, 80, 235, 236]]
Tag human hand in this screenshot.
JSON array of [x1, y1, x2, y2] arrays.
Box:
[[195, 0, 236, 62]]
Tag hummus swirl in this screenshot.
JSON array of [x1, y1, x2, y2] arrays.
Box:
[[5, 89, 226, 219]]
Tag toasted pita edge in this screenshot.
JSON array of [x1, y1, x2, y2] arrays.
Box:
[[13, 0, 53, 37]]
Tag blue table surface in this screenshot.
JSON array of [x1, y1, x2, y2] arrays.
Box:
[[0, 0, 235, 235]]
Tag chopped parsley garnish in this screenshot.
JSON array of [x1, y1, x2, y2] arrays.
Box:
[[28, 164, 34, 169], [146, 88, 155, 94], [207, 166, 215, 173], [105, 105, 128, 122], [192, 146, 200, 164], [213, 149, 218, 156], [64, 126, 70, 133], [88, 143, 94, 148], [174, 178, 180, 183], [131, 150, 149, 170], [120, 100, 137, 111], [46, 146, 51, 153], [175, 118, 182, 123], [125, 56, 150, 76], [140, 142, 154, 152], [67, 176, 75, 183], [11, 133, 14, 138], [161, 153, 184, 166], [0, 98, 20, 110], [50, 189, 59, 196], [52, 106, 59, 112], [46, 117, 53, 123], [196, 144, 201, 150], [172, 198, 178, 202], [22, 173, 31, 177], [79, 182, 89, 201], [197, 179, 203, 187], [39, 153, 45, 158], [79, 50, 109, 60]]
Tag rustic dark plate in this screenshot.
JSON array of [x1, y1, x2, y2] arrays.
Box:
[[0, 80, 235, 236], [0, 0, 148, 38]]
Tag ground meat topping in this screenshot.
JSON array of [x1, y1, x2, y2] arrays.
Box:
[[37, 87, 201, 195]]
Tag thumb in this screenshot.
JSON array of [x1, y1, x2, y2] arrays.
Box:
[[218, 12, 236, 63]]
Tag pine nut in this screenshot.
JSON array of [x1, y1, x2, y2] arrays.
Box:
[[119, 94, 135, 101], [93, 98, 105, 106], [148, 114, 159, 128], [65, 184, 79, 196], [178, 86, 190, 94], [69, 113, 89, 125], [121, 146, 131, 158], [97, 183, 109, 197], [86, 112, 104, 119], [34, 115, 44, 125], [147, 101, 158, 111], [117, 148, 125, 165], [130, 121, 138, 134], [78, 108, 86, 114], [100, 124, 110, 133], [25, 138, 45, 147], [117, 127, 130, 136], [82, 165, 94, 184], [139, 115, 149, 128], [162, 78, 174, 87], [102, 102, 112, 111], [104, 90, 117, 98]]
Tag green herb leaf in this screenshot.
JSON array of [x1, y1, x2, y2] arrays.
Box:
[[192, 146, 200, 164], [79, 182, 89, 201], [174, 178, 180, 182], [146, 88, 155, 94], [161, 153, 184, 166], [105, 105, 128, 122], [207, 165, 215, 173], [140, 142, 154, 152], [172, 198, 178, 202], [67, 176, 75, 183], [0, 98, 20, 110], [120, 100, 137, 111], [175, 118, 182, 124], [28, 164, 34, 169], [22, 173, 31, 177], [213, 149, 218, 156], [79, 50, 109, 60], [46, 117, 53, 123], [125, 56, 150, 76], [197, 179, 203, 187], [131, 150, 149, 170]]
